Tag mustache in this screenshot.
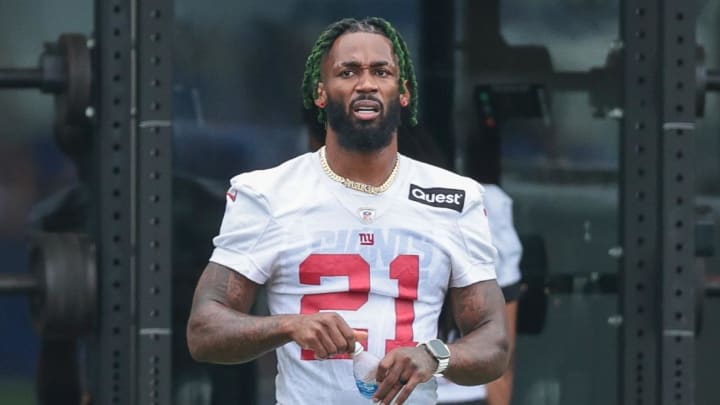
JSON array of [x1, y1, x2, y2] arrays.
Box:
[[350, 94, 383, 109]]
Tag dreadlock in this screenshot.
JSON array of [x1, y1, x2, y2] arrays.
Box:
[[301, 17, 419, 127]]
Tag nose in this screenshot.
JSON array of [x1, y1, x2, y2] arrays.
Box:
[[355, 70, 378, 93]]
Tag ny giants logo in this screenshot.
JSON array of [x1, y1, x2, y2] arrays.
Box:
[[408, 184, 465, 212], [359, 233, 374, 246]]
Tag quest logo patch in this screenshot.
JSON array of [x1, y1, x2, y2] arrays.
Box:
[[408, 184, 465, 212]]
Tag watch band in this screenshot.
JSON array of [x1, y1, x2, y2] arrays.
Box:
[[434, 356, 450, 375], [417, 340, 451, 375]]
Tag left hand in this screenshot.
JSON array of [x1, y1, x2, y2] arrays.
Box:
[[373, 346, 437, 404]]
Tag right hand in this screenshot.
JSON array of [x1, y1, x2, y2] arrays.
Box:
[[286, 312, 357, 359]]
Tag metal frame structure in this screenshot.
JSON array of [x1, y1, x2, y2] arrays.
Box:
[[83, 0, 703, 403], [658, 1, 696, 404], [135, 0, 174, 403], [90, 2, 133, 403], [91, 0, 173, 404], [621, 1, 696, 404]]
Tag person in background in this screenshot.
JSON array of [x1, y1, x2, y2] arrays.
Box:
[[436, 182, 522, 405], [396, 126, 522, 405]]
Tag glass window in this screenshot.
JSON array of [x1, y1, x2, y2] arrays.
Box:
[[0, 1, 91, 403]]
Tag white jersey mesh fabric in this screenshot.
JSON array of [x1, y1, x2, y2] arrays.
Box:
[[210, 150, 497, 405]]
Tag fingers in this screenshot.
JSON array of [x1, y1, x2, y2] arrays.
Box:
[[375, 366, 414, 404], [312, 316, 349, 358], [375, 354, 394, 383], [326, 324, 349, 354], [378, 380, 404, 404], [374, 355, 403, 404], [392, 375, 421, 405], [314, 328, 340, 359], [375, 370, 419, 405], [322, 313, 356, 356], [373, 347, 436, 404], [291, 313, 356, 358], [335, 318, 358, 353]]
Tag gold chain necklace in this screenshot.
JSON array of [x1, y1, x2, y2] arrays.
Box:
[[319, 146, 399, 195]]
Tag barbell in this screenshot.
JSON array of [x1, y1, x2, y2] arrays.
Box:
[[0, 233, 96, 338], [0, 33, 92, 158]]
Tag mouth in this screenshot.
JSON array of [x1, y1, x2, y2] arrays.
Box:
[[351, 99, 381, 121]]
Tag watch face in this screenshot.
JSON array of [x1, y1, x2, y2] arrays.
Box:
[[427, 339, 450, 358]]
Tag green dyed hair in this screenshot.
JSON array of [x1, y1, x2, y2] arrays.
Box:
[[301, 17, 419, 127]]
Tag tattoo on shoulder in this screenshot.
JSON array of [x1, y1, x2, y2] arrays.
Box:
[[196, 262, 255, 312], [226, 270, 249, 308], [452, 281, 500, 332], [195, 263, 229, 301]]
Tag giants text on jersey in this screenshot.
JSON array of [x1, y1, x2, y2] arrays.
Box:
[[210, 150, 497, 405]]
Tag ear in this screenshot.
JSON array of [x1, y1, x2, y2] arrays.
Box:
[[399, 80, 411, 107], [314, 82, 327, 108]]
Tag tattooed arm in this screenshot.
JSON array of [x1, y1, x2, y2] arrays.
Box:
[[187, 262, 357, 364], [442, 279, 510, 385], [371, 279, 509, 405], [486, 300, 518, 405]]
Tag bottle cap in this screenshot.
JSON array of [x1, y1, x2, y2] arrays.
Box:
[[353, 341, 364, 356]]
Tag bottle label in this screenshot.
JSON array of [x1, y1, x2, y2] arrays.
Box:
[[355, 379, 378, 398]]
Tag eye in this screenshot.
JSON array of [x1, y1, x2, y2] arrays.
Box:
[[375, 69, 390, 77], [340, 70, 355, 78]]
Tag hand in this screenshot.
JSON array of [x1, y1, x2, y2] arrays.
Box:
[[373, 346, 437, 404], [286, 312, 356, 359]]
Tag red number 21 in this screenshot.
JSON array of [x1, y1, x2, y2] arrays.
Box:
[[299, 254, 419, 360]]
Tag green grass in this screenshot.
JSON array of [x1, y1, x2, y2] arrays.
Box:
[[0, 379, 36, 405]]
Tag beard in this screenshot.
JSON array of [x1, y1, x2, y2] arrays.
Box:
[[325, 94, 402, 152]]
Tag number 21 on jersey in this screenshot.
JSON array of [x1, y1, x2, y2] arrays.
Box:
[[299, 253, 419, 360]]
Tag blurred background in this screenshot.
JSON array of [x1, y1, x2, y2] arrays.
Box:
[[1, 0, 719, 404]]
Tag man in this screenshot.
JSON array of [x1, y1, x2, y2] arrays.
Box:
[[306, 117, 523, 405], [366, 124, 523, 405], [318, 119, 522, 405], [187, 17, 509, 405]]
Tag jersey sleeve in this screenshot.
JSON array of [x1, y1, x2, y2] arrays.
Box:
[[449, 184, 498, 288], [209, 179, 283, 284], [484, 185, 523, 289]]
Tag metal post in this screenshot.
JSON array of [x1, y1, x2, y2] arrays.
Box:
[[0, 68, 45, 88], [659, 0, 696, 404], [89, 1, 133, 404], [0, 274, 40, 294], [621, 1, 697, 404], [134, 0, 173, 403], [619, 1, 660, 404], [90, 0, 173, 403]]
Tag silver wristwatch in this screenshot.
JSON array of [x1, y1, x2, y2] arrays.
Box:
[[417, 339, 451, 375]]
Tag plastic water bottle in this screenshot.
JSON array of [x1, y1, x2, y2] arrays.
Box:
[[352, 341, 379, 399]]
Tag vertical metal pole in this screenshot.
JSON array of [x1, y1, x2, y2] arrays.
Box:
[[91, 1, 133, 404], [621, 1, 698, 404], [91, 1, 173, 403], [619, 1, 660, 404], [134, 0, 173, 403], [659, 0, 696, 404]]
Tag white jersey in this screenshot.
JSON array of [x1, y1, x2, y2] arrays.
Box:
[[436, 184, 523, 403], [210, 150, 497, 405]]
